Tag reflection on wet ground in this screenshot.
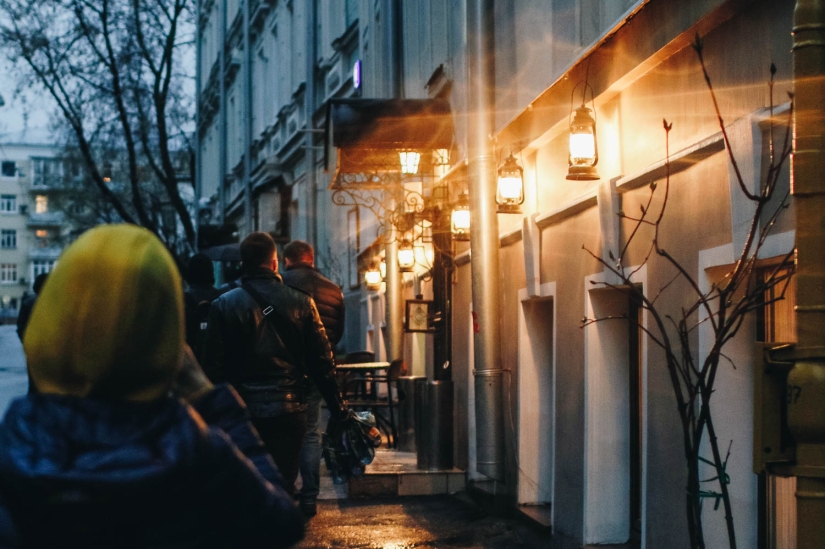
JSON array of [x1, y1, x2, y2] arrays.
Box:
[[297, 494, 547, 549]]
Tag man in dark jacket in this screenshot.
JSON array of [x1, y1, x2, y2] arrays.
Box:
[[204, 232, 348, 499], [281, 240, 345, 517], [183, 253, 223, 363]]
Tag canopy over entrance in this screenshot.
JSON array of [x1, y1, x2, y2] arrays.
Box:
[[325, 98, 454, 189]]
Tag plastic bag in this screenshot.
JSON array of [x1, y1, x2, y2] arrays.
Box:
[[322, 410, 382, 484]]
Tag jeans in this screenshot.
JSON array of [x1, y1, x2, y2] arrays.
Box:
[[251, 411, 308, 496], [299, 384, 323, 505]]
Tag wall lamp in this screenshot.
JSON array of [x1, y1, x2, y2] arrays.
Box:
[[496, 153, 524, 214], [451, 192, 471, 241], [398, 239, 416, 272], [365, 262, 382, 290], [399, 151, 421, 175], [566, 81, 600, 181]]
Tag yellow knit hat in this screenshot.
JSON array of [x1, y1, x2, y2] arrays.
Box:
[[24, 224, 184, 401]]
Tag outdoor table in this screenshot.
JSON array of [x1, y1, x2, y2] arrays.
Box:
[[335, 362, 390, 400]]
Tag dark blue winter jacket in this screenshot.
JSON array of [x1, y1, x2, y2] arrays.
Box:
[[0, 384, 303, 548]]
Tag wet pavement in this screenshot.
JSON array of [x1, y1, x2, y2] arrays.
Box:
[[0, 325, 29, 414], [296, 494, 548, 549]]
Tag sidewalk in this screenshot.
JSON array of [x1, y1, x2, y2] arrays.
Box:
[[296, 493, 547, 549]]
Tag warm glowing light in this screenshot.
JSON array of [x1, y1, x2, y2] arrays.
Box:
[[567, 106, 600, 181], [496, 154, 524, 214], [451, 192, 471, 241], [379, 259, 387, 279], [569, 133, 595, 160], [365, 264, 382, 290], [397, 241, 415, 271], [399, 151, 421, 175]]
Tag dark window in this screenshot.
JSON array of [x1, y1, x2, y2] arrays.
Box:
[[1, 161, 16, 177]]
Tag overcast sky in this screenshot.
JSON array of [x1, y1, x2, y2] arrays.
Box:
[[0, 58, 53, 135]]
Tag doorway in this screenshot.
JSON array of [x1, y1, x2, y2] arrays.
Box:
[[518, 295, 555, 508]]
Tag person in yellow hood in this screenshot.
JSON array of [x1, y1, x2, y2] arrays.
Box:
[[0, 224, 303, 548]]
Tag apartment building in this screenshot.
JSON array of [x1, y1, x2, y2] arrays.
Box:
[[0, 128, 65, 323]]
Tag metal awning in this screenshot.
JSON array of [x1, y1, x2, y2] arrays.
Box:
[[325, 98, 454, 189]]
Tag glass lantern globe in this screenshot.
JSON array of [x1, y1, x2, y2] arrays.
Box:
[[566, 106, 600, 181], [451, 192, 471, 241], [397, 240, 415, 272], [496, 154, 524, 214]]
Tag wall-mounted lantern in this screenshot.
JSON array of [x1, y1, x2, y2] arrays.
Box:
[[365, 262, 382, 290], [496, 154, 524, 214], [451, 192, 471, 241], [379, 258, 387, 279], [398, 240, 415, 272], [399, 151, 421, 175], [566, 105, 600, 181]]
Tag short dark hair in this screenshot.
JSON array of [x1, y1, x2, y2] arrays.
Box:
[[33, 272, 49, 294], [240, 232, 276, 272], [186, 253, 214, 285], [283, 240, 314, 265]]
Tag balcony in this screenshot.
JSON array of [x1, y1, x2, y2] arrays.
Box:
[[28, 246, 62, 261], [30, 176, 60, 190], [27, 212, 64, 227]]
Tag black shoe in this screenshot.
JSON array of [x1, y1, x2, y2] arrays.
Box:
[[300, 501, 317, 518]]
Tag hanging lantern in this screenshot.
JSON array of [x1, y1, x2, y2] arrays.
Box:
[[399, 151, 421, 175], [397, 240, 415, 272], [451, 192, 471, 241], [496, 154, 524, 214], [379, 259, 387, 279], [566, 106, 600, 181], [365, 263, 382, 290]]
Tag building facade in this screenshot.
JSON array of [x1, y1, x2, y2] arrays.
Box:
[[0, 129, 65, 322], [197, 1, 801, 547]]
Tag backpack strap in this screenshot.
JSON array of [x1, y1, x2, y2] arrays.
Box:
[[240, 282, 301, 369]]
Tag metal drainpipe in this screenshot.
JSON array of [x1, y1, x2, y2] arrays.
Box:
[[467, 0, 504, 481], [242, 0, 252, 235], [194, 0, 201, 246], [790, 1, 825, 547], [218, 0, 227, 225], [305, 0, 317, 250], [384, 0, 404, 362]]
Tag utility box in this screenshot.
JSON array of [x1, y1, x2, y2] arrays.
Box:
[[753, 342, 797, 475]]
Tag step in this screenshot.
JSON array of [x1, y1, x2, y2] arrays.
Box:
[[343, 450, 466, 498]]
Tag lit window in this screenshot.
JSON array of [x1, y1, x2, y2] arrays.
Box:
[[0, 263, 17, 283], [35, 195, 48, 213], [1, 230, 16, 249], [0, 195, 16, 213], [35, 230, 48, 238]]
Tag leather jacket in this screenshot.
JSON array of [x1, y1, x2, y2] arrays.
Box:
[[204, 268, 346, 419], [281, 262, 345, 345]]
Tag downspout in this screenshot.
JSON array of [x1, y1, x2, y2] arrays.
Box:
[[242, 0, 252, 235], [218, 0, 227, 225], [306, 0, 317, 249], [789, 1, 825, 547], [467, 0, 504, 481], [194, 0, 201, 247], [384, 0, 404, 361]]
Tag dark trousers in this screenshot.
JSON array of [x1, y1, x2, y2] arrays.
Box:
[[251, 412, 308, 495]]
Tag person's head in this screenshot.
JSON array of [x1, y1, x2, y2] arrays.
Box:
[[283, 240, 314, 268], [240, 232, 277, 274], [186, 252, 215, 286], [32, 272, 49, 294], [24, 224, 184, 401]]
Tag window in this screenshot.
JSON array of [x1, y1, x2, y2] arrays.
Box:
[[1, 230, 16, 249], [1, 264, 17, 284], [35, 195, 48, 213], [32, 259, 55, 278], [0, 195, 16, 213], [35, 230, 48, 238], [1, 161, 16, 178]]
